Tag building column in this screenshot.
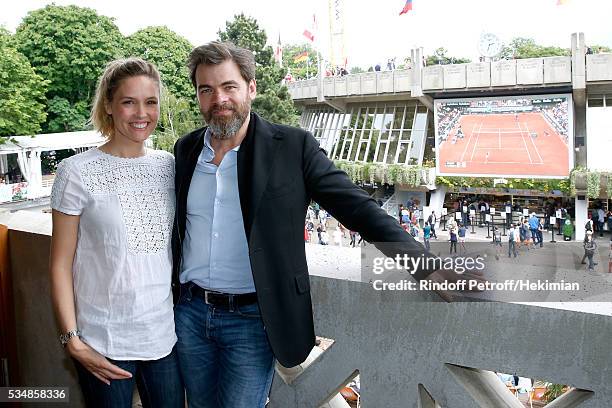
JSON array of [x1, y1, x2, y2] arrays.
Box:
[[571, 32, 587, 165], [428, 186, 447, 221], [574, 196, 588, 241]]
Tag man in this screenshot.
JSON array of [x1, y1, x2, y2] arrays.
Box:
[[597, 207, 605, 237], [508, 224, 518, 258], [528, 213, 540, 247], [172, 41, 472, 407], [427, 210, 438, 239], [583, 231, 598, 271]]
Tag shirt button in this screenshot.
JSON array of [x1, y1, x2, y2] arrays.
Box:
[[213, 232, 219, 238]]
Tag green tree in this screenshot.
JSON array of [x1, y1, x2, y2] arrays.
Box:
[[154, 91, 201, 153], [425, 47, 471, 65], [218, 14, 298, 126], [500, 37, 569, 59], [15, 5, 124, 132], [0, 33, 48, 137], [282, 43, 317, 80], [588, 44, 612, 53], [124, 26, 194, 102]]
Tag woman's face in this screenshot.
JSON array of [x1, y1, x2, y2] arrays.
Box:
[[106, 75, 160, 144]]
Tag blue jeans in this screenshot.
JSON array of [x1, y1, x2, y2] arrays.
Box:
[[508, 241, 517, 257], [175, 284, 275, 408], [73, 347, 184, 408]]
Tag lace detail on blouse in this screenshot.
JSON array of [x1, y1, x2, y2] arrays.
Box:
[[79, 152, 174, 254]]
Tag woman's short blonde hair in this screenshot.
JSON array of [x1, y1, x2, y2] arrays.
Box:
[[90, 58, 162, 140]]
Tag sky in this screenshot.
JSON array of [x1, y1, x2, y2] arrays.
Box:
[[2, 0, 612, 69]]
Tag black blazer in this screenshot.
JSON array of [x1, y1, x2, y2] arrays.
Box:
[[172, 113, 433, 367]]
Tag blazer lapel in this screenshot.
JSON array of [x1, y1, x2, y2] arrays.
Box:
[[238, 114, 283, 240], [178, 130, 205, 235]]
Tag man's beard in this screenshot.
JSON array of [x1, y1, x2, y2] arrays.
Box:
[[203, 99, 250, 140]]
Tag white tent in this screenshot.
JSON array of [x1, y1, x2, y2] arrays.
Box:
[[0, 131, 106, 199]]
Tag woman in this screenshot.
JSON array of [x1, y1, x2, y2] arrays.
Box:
[[49, 58, 183, 407]]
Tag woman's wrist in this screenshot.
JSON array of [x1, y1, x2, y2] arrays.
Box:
[[65, 335, 87, 355]]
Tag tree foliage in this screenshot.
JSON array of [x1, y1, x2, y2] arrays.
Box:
[[282, 42, 317, 80], [124, 26, 200, 149], [425, 47, 471, 66], [0, 33, 48, 137], [500, 37, 569, 59], [124, 26, 194, 102], [15, 5, 124, 132], [218, 14, 298, 126], [154, 91, 201, 153]]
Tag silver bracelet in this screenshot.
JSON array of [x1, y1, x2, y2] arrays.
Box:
[[59, 329, 81, 347]]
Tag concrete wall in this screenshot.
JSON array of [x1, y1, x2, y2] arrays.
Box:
[[0, 212, 85, 407], [442, 64, 466, 89], [466, 63, 491, 87], [544, 56, 572, 83], [422, 65, 444, 90], [271, 276, 612, 407], [491, 60, 518, 87], [586, 53, 612, 82], [516, 58, 544, 85], [288, 70, 416, 100]]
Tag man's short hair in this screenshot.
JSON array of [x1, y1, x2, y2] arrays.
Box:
[[188, 41, 256, 88]]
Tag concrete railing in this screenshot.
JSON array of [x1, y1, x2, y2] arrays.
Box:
[[421, 57, 573, 91], [287, 69, 414, 100], [288, 57, 575, 100], [2, 211, 612, 407], [271, 274, 611, 407], [586, 53, 612, 82]]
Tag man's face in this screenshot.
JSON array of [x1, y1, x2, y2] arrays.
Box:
[[195, 59, 256, 140]]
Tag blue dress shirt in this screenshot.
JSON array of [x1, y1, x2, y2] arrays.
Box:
[[180, 129, 255, 294]]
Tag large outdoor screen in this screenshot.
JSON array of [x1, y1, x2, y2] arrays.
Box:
[[434, 94, 573, 178]]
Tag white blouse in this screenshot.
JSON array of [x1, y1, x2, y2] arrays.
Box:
[[51, 147, 176, 360]]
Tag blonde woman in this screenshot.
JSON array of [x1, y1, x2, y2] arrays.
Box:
[[49, 58, 183, 407]]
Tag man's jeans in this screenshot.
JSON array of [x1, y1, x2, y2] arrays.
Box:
[[175, 284, 275, 408], [530, 228, 539, 245], [508, 241, 517, 257], [73, 347, 184, 408]]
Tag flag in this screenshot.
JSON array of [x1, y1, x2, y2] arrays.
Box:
[[399, 0, 413, 15], [303, 29, 315, 42], [274, 34, 283, 67], [303, 14, 316, 43], [293, 52, 309, 63]]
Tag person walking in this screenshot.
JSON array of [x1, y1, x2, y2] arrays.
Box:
[[458, 223, 467, 254], [529, 213, 540, 247], [423, 222, 431, 251], [584, 232, 598, 271], [428, 211, 438, 239], [508, 224, 518, 258], [449, 224, 458, 254], [537, 219, 544, 248], [597, 207, 605, 237], [492, 226, 503, 260], [523, 220, 534, 250]]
